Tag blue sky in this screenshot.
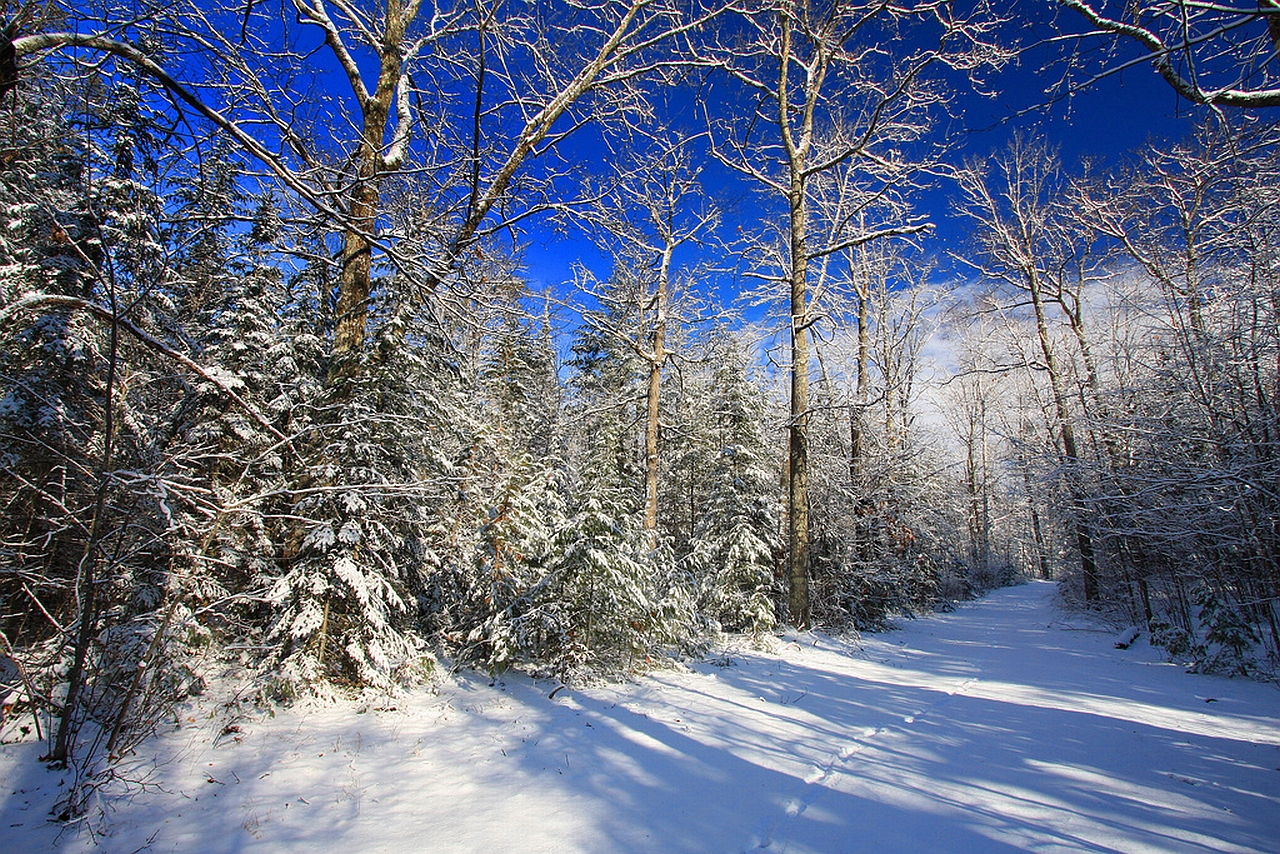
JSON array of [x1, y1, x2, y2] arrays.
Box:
[[519, 5, 1204, 300]]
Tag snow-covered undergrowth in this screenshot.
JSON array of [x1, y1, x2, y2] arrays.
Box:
[[4, 580, 1278, 853]]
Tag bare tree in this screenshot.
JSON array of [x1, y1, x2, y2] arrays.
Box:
[[1082, 118, 1280, 656], [704, 0, 1005, 626], [573, 134, 719, 547], [955, 136, 1102, 602], [808, 238, 951, 614], [1054, 0, 1280, 108]]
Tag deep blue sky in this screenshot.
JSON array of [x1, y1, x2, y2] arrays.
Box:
[[928, 17, 1201, 242], [520, 7, 1203, 299]]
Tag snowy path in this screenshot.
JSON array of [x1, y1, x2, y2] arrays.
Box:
[[4, 580, 1279, 853]]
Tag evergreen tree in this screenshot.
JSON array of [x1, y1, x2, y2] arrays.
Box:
[[692, 335, 780, 634], [435, 302, 570, 672], [0, 64, 256, 767], [265, 301, 461, 693]]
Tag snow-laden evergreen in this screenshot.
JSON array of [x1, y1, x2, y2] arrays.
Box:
[[691, 337, 779, 634]]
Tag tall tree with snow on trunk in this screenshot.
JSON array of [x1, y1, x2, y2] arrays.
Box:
[[704, 0, 1006, 627]]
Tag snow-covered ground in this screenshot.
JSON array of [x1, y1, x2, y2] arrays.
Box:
[[4, 580, 1278, 853]]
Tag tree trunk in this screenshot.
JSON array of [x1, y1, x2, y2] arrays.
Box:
[[643, 246, 672, 548], [50, 270, 121, 766], [775, 11, 819, 630], [1029, 269, 1099, 601], [1015, 439, 1051, 579], [330, 0, 407, 372], [966, 421, 983, 572], [644, 351, 661, 545], [787, 177, 811, 629], [849, 269, 869, 486], [332, 166, 379, 366]]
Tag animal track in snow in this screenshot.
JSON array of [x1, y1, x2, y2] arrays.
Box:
[[838, 727, 882, 760], [747, 654, 985, 849], [903, 676, 978, 725]]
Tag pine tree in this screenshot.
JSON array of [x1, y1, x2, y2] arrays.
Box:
[[438, 305, 570, 672], [265, 302, 461, 694], [0, 66, 195, 763], [0, 73, 104, 654], [528, 298, 701, 673], [692, 335, 780, 634]]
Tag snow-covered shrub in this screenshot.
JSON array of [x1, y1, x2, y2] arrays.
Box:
[[1150, 585, 1263, 677], [547, 492, 652, 668], [1193, 585, 1259, 676], [264, 317, 460, 695], [1149, 618, 1198, 660], [693, 444, 779, 635], [689, 344, 781, 636]]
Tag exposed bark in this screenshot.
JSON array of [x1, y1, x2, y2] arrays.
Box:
[[777, 11, 818, 630], [48, 268, 121, 766], [643, 244, 672, 546], [1020, 452, 1052, 580], [1027, 261, 1099, 602]]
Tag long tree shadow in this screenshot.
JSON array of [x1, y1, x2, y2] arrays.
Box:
[[476, 677, 1031, 854], [35, 582, 1276, 853]]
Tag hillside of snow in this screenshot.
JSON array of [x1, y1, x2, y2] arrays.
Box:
[[4, 580, 1278, 853]]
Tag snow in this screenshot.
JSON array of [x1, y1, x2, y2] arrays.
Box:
[[4, 580, 1278, 853]]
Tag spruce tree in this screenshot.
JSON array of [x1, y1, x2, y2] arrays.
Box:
[[692, 335, 780, 634]]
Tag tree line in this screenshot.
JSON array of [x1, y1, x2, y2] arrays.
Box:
[[950, 123, 1280, 676]]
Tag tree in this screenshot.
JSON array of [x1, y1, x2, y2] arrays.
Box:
[[436, 286, 569, 672], [1054, 0, 1280, 108], [803, 240, 958, 626], [3, 0, 741, 710], [937, 297, 1043, 590], [546, 305, 700, 673], [574, 135, 719, 547], [1080, 118, 1280, 660], [0, 55, 283, 768], [704, 0, 1004, 627], [955, 136, 1102, 603], [693, 332, 780, 634]]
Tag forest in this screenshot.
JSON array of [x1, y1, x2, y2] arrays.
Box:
[[1, 0, 1278, 791]]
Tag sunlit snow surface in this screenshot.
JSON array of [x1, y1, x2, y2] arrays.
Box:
[[4, 581, 1278, 852]]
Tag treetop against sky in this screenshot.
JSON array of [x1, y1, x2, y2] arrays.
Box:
[[515, 1, 1218, 296], [7, 0, 1270, 308]]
